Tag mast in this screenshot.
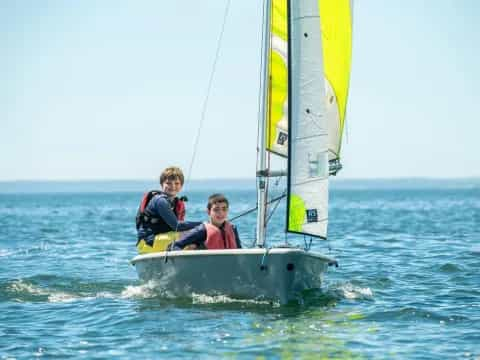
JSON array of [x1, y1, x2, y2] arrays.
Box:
[[255, 0, 272, 248]]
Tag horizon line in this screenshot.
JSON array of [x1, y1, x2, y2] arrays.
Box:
[[1, 176, 479, 183]]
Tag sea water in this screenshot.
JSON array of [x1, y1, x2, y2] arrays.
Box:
[[0, 179, 479, 359]]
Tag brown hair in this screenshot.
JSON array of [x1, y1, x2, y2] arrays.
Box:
[[207, 193, 229, 210], [159, 166, 184, 185]]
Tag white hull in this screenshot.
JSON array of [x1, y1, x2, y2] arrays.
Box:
[[131, 248, 337, 304]]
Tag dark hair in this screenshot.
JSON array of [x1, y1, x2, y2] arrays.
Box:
[[207, 193, 229, 210], [159, 166, 184, 185]]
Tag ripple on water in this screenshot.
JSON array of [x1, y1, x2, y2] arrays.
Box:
[[470, 246, 480, 254], [0, 276, 131, 304], [439, 263, 464, 273], [365, 306, 470, 323], [1, 188, 479, 359], [2, 279, 77, 303], [0, 248, 13, 258]]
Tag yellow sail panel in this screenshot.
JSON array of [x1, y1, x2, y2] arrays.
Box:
[[319, 0, 353, 159], [266, 0, 288, 157], [271, 0, 287, 41]]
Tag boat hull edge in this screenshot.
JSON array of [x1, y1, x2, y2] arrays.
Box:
[[131, 248, 334, 304]]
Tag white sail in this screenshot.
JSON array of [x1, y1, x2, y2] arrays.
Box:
[[287, 0, 329, 238]]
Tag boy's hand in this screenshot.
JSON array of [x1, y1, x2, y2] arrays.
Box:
[[167, 242, 182, 251]]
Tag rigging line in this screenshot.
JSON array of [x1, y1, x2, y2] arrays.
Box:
[[255, 0, 269, 246], [264, 4, 274, 239], [303, 236, 312, 251], [230, 193, 286, 222], [265, 189, 283, 225], [186, 0, 231, 184], [264, 139, 272, 236]]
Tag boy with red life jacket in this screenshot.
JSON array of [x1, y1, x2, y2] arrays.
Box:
[[171, 193, 241, 250], [136, 166, 201, 254]]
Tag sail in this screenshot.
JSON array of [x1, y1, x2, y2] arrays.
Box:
[[266, 0, 353, 163], [286, 0, 329, 238], [321, 0, 353, 161], [266, 0, 289, 157]]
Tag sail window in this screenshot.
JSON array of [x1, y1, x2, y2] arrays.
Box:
[[306, 209, 318, 223]]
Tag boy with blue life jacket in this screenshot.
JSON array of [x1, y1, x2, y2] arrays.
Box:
[[136, 166, 201, 254], [171, 193, 241, 250]]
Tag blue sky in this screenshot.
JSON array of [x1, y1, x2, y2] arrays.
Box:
[[1, 1, 479, 181]]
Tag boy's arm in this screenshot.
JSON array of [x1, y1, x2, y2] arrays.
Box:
[[173, 224, 207, 249], [177, 220, 203, 232], [151, 196, 201, 231], [233, 224, 241, 249]]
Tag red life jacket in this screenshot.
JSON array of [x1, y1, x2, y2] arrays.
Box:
[[136, 191, 186, 229], [175, 197, 185, 221], [204, 221, 237, 249]]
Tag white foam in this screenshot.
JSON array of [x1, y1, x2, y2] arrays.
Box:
[[11, 280, 79, 303], [331, 282, 374, 300], [9, 280, 47, 297], [120, 283, 157, 299], [8, 279, 119, 303], [0, 248, 12, 257], [191, 292, 274, 306], [48, 292, 80, 303], [34, 347, 45, 356]]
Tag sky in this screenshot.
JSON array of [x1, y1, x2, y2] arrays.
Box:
[[1, 0, 479, 181]]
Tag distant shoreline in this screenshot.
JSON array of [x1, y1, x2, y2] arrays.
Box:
[[0, 178, 479, 193]]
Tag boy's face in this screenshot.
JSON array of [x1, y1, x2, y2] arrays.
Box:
[[162, 178, 183, 197], [207, 202, 229, 226]]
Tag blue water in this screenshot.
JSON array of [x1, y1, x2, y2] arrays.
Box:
[[1, 180, 479, 359]]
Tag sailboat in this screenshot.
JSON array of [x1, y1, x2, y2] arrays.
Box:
[[131, 0, 353, 304]]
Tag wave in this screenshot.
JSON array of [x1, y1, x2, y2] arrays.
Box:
[[191, 293, 275, 306], [365, 306, 469, 323], [326, 281, 374, 301], [119, 280, 353, 308], [3, 279, 82, 303], [1, 275, 374, 309], [120, 281, 278, 306], [120, 282, 159, 300], [0, 248, 13, 257], [470, 246, 480, 254], [0, 276, 131, 303], [439, 263, 463, 273]]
